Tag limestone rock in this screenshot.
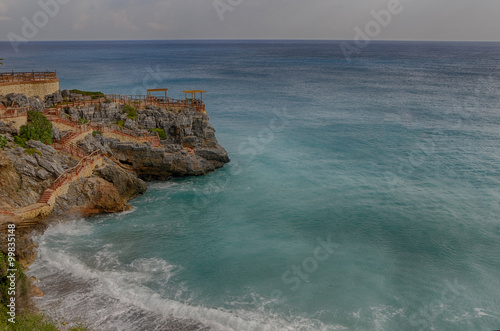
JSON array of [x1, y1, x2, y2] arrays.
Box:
[[1, 93, 44, 111], [32, 285, 44, 297], [94, 158, 147, 200], [54, 176, 129, 217], [52, 126, 61, 140], [26, 140, 56, 156], [1, 143, 77, 209], [44, 91, 63, 107], [0, 121, 18, 135]]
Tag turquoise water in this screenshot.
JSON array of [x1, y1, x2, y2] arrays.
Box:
[[4, 40, 500, 330]]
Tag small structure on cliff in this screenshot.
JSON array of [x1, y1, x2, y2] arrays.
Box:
[[147, 88, 168, 100], [0, 71, 59, 98], [183, 89, 206, 105]]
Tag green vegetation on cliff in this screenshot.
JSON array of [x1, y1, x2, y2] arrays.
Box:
[[149, 128, 166, 139], [69, 89, 104, 99], [18, 111, 53, 145], [122, 104, 137, 119], [0, 136, 7, 149], [13, 136, 27, 149]]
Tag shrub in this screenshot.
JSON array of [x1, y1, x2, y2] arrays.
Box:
[[122, 104, 137, 119], [19, 111, 53, 145], [104, 98, 112, 104], [116, 120, 125, 127], [92, 131, 102, 137], [149, 128, 166, 140], [25, 148, 42, 156], [79, 118, 89, 124], [14, 135, 27, 148], [69, 89, 105, 98], [0, 135, 7, 148]]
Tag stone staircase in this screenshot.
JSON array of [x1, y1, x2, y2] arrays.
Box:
[[0, 105, 164, 227], [45, 108, 162, 148], [0, 149, 103, 225], [150, 134, 162, 148], [16, 150, 102, 220], [38, 189, 54, 204]]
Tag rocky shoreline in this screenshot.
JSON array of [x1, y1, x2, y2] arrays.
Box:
[[0, 90, 229, 324]]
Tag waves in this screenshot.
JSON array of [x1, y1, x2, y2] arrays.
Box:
[[30, 221, 342, 331], [18, 40, 500, 330]]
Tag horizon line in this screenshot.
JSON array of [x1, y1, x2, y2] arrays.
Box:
[[1, 38, 500, 43]]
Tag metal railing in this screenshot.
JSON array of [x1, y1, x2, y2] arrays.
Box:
[[45, 108, 161, 146], [0, 107, 28, 119], [0, 71, 58, 84], [0, 209, 15, 216], [53, 140, 88, 159], [50, 150, 101, 191]]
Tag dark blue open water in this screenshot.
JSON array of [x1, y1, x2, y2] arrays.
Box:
[[2, 40, 500, 330]]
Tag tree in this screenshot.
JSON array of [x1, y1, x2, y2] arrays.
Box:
[[0, 58, 3, 65]]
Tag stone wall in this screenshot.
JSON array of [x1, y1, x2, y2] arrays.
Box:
[[0, 80, 59, 98]]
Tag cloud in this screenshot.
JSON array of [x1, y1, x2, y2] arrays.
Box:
[[0, 0, 498, 41]]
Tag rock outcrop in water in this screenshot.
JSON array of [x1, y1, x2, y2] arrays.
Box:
[[76, 105, 230, 180]]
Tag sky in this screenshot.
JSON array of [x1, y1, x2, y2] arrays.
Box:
[[0, 0, 499, 41]]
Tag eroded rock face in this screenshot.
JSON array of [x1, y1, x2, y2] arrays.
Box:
[[75, 107, 230, 180], [1, 145, 77, 209], [0, 93, 44, 111], [0, 121, 18, 135], [0, 96, 229, 215], [53, 157, 147, 217], [93, 158, 147, 201], [54, 177, 128, 217], [0, 134, 147, 216], [0, 151, 22, 210]]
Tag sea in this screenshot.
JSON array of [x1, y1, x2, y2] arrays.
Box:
[[1, 40, 500, 330]]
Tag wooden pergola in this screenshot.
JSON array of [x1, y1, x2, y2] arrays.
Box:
[[147, 88, 168, 100], [182, 90, 206, 103]]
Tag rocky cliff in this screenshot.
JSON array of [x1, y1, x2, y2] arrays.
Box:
[[0, 91, 230, 265]]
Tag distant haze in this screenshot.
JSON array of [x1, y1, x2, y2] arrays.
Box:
[[0, 0, 499, 41]]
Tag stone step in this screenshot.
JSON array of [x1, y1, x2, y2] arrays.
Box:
[[39, 189, 54, 203], [14, 203, 46, 216]]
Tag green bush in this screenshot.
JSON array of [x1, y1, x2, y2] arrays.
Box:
[[13, 136, 27, 148], [92, 131, 102, 137], [149, 128, 166, 140], [0, 135, 7, 148], [19, 111, 53, 145], [122, 104, 137, 119], [104, 99, 112, 104], [69, 89, 105, 98], [116, 120, 125, 127], [78, 118, 89, 124]]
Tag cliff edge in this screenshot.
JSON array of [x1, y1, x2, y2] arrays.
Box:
[[0, 90, 230, 266]]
